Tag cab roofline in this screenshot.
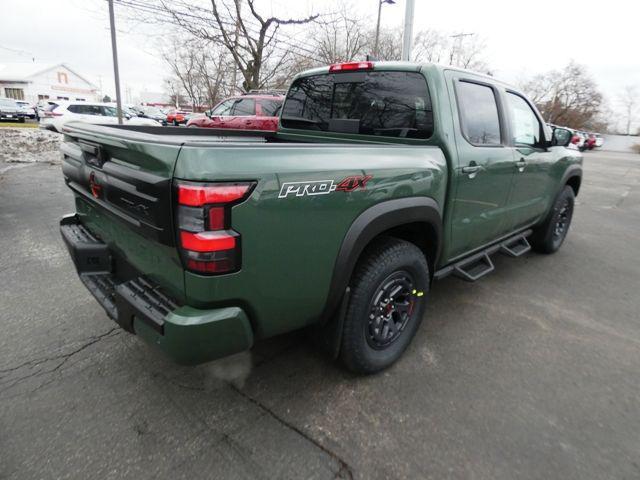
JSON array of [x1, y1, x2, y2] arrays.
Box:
[[290, 61, 514, 92]]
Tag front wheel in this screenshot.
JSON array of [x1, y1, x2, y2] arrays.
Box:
[[340, 238, 429, 374], [530, 185, 575, 254]]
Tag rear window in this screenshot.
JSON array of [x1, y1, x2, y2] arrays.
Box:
[[281, 71, 433, 139]]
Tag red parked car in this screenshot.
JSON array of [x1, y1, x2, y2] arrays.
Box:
[[186, 93, 284, 131], [166, 109, 190, 126]]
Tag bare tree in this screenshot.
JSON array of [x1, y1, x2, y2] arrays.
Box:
[[313, 5, 368, 64], [619, 85, 638, 135], [118, 0, 318, 92], [163, 77, 186, 108], [162, 40, 205, 109], [369, 27, 402, 61], [162, 36, 235, 109], [209, 0, 317, 90], [521, 61, 606, 131], [412, 30, 488, 71]]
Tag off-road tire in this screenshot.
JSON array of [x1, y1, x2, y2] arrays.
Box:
[[530, 185, 575, 254], [340, 237, 429, 374]]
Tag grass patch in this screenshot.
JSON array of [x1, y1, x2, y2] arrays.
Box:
[[0, 122, 38, 129]]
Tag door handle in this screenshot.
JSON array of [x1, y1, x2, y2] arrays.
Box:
[[516, 157, 527, 172], [462, 165, 480, 175]]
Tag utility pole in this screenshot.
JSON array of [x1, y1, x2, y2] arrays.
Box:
[[401, 0, 415, 61], [374, 0, 396, 58], [450, 32, 474, 67], [108, 0, 123, 124], [230, 1, 241, 94]]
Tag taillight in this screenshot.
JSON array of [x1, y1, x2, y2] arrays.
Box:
[[329, 61, 374, 72], [175, 181, 255, 275]]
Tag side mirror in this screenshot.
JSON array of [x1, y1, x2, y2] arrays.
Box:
[[205, 110, 212, 118], [552, 127, 572, 147]]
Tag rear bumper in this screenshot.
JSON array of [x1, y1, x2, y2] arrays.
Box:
[[60, 214, 253, 365]]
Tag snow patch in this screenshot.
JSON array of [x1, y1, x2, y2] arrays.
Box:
[[0, 128, 62, 164]]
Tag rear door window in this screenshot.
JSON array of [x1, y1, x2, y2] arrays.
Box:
[[456, 81, 502, 146], [231, 98, 256, 116], [281, 71, 433, 139]]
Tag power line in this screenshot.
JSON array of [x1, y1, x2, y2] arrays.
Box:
[[112, 0, 324, 62]]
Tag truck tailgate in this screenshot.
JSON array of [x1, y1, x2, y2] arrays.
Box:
[[60, 123, 185, 300]]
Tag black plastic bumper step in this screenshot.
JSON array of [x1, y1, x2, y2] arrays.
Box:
[[60, 216, 112, 274], [115, 277, 178, 334], [60, 214, 179, 334]]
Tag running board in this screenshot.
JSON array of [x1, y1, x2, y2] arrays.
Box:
[[453, 253, 494, 281], [500, 234, 531, 257], [434, 229, 533, 282]]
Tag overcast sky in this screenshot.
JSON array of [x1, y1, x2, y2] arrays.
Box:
[[1, 0, 638, 125]]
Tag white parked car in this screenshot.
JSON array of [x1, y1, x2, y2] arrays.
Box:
[[15, 100, 36, 119], [40, 101, 161, 132], [594, 134, 604, 148]]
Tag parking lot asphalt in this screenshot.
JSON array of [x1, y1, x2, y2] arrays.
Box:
[[1, 150, 639, 480]]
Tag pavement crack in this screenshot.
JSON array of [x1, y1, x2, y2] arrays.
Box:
[[0, 328, 122, 394], [228, 383, 354, 480]]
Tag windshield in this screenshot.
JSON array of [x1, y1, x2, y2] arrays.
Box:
[[281, 71, 434, 139]]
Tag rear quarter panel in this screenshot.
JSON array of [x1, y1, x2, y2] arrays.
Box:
[[175, 143, 447, 338]]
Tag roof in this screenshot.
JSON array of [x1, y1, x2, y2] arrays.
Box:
[[293, 61, 512, 89], [228, 94, 285, 100], [0, 63, 97, 88]]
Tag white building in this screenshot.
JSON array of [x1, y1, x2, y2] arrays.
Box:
[[0, 63, 99, 104]]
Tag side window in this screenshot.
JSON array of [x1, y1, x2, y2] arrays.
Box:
[[260, 99, 282, 117], [101, 106, 117, 117], [506, 93, 542, 147], [456, 81, 501, 146], [67, 105, 83, 114], [211, 100, 233, 116], [231, 98, 255, 116]]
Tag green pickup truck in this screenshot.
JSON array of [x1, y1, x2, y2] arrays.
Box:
[[59, 61, 581, 373]]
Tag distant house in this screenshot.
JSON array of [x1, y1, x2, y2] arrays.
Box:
[[0, 63, 99, 103], [138, 90, 174, 108]]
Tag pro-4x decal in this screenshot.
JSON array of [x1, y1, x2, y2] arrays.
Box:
[[278, 175, 372, 198], [336, 175, 373, 192]]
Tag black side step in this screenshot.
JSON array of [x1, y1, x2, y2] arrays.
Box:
[[434, 229, 533, 282], [453, 253, 494, 282], [500, 235, 531, 257]]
